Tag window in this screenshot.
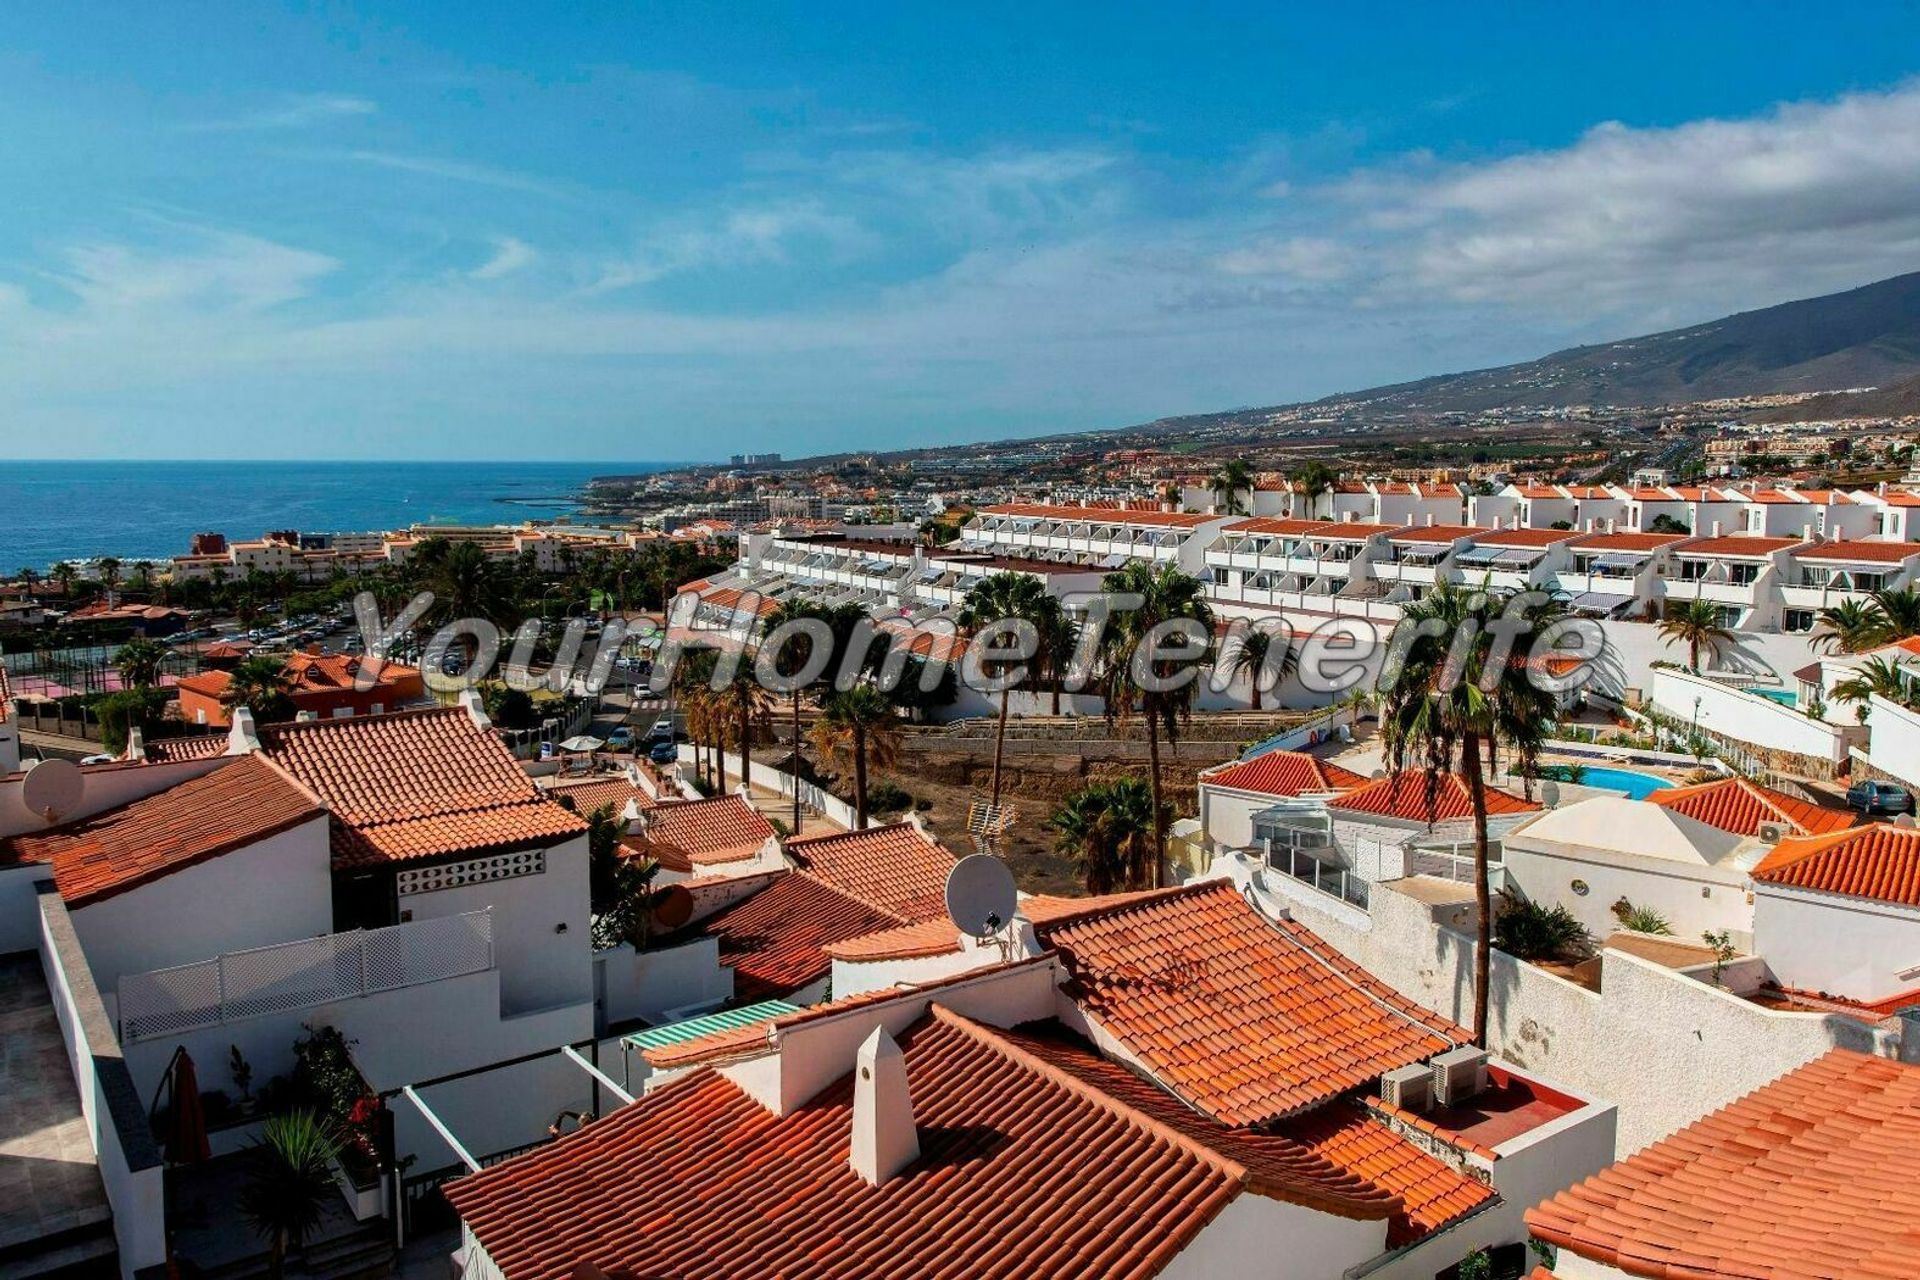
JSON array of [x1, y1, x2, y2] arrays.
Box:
[[1784, 609, 1816, 633], [1799, 566, 1833, 588], [1728, 563, 1759, 586], [1677, 559, 1708, 581]]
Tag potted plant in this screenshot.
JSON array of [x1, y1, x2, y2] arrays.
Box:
[[230, 1045, 256, 1116]]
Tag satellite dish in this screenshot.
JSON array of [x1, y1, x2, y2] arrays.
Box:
[[945, 854, 1018, 938], [1539, 779, 1561, 808], [21, 758, 84, 824], [652, 884, 694, 930], [1896, 814, 1917, 830]]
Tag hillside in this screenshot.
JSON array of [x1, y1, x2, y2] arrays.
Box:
[[1749, 372, 1920, 424], [1306, 271, 1920, 414]]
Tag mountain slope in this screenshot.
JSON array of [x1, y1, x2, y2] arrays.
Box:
[[1749, 372, 1920, 423], [1309, 271, 1920, 414]]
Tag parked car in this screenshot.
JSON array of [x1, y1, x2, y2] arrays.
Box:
[[648, 738, 679, 765], [1847, 780, 1916, 816], [606, 726, 634, 749]]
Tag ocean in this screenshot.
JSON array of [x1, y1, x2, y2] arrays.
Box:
[[0, 460, 672, 572]]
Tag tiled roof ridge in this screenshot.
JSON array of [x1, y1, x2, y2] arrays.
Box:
[[262, 702, 471, 735], [928, 1005, 1256, 1190], [247, 749, 332, 814], [784, 818, 920, 849], [1750, 822, 1894, 884]]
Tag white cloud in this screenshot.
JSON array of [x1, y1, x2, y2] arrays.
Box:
[[1358, 82, 1920, 315], [1215, 236, 1356, 282], [188, 93, 376, 132], [586, 202, 870, 293], [470, 236, 537, 280], [54, 230, 337, 313]]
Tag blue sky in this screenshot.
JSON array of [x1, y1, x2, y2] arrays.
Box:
[[4, 3, 1920, 461]]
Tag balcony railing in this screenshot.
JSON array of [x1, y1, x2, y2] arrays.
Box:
[[118, 909, 494, 1043]]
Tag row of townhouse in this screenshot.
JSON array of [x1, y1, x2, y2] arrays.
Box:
[[162, 521, 695, 584]]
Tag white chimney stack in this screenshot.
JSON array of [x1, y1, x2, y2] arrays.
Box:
[[850, 1027, 918, 1187], [1711, 520, 1724, 538], [459, 688, 492, 729], [123, 726, 145, 762], [226, 707, 261, 754]]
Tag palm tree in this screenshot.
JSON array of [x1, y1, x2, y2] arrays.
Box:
[[1032, 595, 1077, 716], [762, 600, 832, 832], [1098, 561, 1214, 883], [1049, 779, 1161, 893], [811, 686, 902, 830], [423, 540, 511, 648], [16, 566, 37, 597], [1658, 599, 1734, 672], [50, 561, 78, 600], [96, 557, 122, 601], [131, 562, 155, 596], [1289, 461, 1336, 520], [1377, 580, 1561, 1046], [239, 1111, 340, 1280], [1209, 460, 1255, 516], [714, 658, 773, 795], [1220, 626, 1297, 712], [114, 638, 168, 690], [673, 649, 721, 791], [1814, 598, 1884, 654], [959, 572, 1051, 810], [225, 654, 297, 723], [1869, 587, 1920, 646], [1832, 656, 1916, 712]]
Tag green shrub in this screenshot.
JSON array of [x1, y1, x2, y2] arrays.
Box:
[[1493, 892, 1590, 962], [865, 781, 913, 814]]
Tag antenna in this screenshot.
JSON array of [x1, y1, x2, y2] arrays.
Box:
[[652, 884, 694, 931], [21, 758, 84, 824], [945, 854, 1018, 940]]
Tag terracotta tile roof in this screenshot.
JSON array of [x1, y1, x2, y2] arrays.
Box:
[[1037, 881, 1464, 1124], [1794, 538, 1920, 563], [617, 836, 690, 875], [1222, 517, 1336, 536], [1672, 535, 1804, 556], [449, 1006, 1259, 1280], [1527, 1050, 1920, 1280], [1647, 776, 1854, 838], [0, 756, 322, 906], [824, 885, 1195, 963], [1327, 771, 1541, 824], [676, 871, 901, 1002], [1201, 750, 1367, 799], [1002, 1022, 1494, 1247], [1470, 527, 1580, 547], [142, 734, 230, 762], [260, 707, 587, 868], [785, 822, 958, 921], [981, 502, 1215, 529], [1567, 532, 1690, 551], [540, 776, 653, 820], [1751, 822, 1920, 906], [641, 795, 774, 865], [1385, 524, 1491, 543]]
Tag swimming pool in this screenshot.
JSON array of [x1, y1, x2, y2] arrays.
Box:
[[1753, 687, 1799, 708], [1566, 766, 1675, 800]]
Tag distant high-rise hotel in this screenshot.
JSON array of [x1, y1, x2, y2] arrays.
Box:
[[729, 452, 783, 467]]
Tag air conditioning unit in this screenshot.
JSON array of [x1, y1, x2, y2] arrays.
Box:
[[1757, 821, 1787, 845], [1431, 1046, 1490, 1107], [1380, 1064, 1431, 1112]]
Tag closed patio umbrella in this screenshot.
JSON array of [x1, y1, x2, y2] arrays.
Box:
[[164, 1049, 210, 1165]]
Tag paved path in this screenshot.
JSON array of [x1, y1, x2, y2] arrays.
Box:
[[0, 952, 110, 1254]]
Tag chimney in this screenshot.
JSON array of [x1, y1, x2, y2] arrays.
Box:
[[226, 707, 261, 754], [1803, 523, 1815, 542], [123, 726, 145, 762], [1711, 520, 1724, 538], [459, 688, 492, 729], [1606, 517, 1616, 534], [1585, 517, 1597, 532], [850, 1027, 918, 1186], [1424, 513, 1435, 526]]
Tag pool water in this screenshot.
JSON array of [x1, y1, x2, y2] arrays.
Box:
[[1566, 766, 1675, 800], [1753, 687, 1799, 708]]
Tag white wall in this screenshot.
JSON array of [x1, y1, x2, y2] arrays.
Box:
[[595, 937, 732, 1025], [1651, 667, 1854, 765], [1159, 1194, 1383, 1280], [0, 862, 55, 953], [1863, 694, 1920, 790], [73, 816, 333, 998], [1500, 839, 1754, 945], [36, 889, 167, 1280], [1755, 883, 1920, 1003], [401, 834, 591, 1016], [0, 756, 226, 839]]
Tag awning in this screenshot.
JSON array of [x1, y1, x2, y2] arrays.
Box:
[[1593, 553, 1650, 570], [1569, 591, 1634, 614]]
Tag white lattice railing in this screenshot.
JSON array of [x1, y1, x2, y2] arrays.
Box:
[[118, 909, 494, 1043]]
